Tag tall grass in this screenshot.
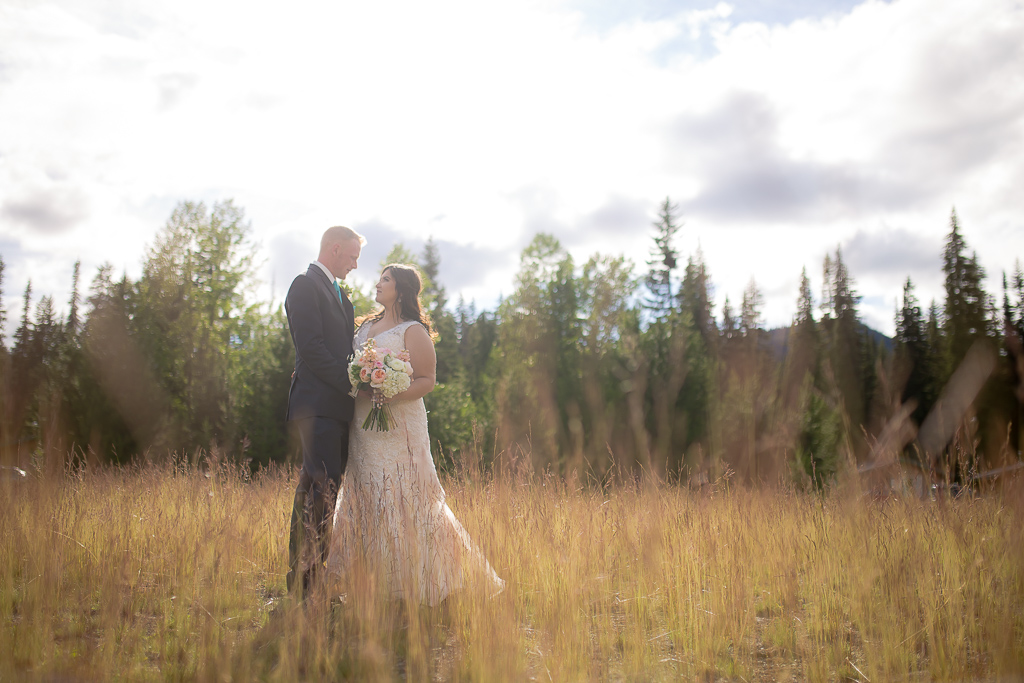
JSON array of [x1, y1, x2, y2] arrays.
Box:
[[2, 458, 1022, 681]]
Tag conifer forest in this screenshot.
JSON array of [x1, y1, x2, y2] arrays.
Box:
[[1, 198, 1022, 489]]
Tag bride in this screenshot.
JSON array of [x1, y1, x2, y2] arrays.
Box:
[[326, 263, 504, 605]]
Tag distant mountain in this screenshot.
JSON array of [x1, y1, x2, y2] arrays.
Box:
[[765, 323, 893, 362]]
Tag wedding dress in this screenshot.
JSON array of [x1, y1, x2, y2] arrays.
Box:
[[326, 320, 504, 605]]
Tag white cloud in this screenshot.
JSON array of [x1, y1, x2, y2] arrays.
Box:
[[1, 0, 1022, 340]]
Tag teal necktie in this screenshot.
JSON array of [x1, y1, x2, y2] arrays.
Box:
[[333, 280, 345, 304]]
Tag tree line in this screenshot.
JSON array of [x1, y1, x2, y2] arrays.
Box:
[[1, 199, 1021, 486]]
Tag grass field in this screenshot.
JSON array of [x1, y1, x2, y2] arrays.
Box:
[[2, 459, 1022, 681]]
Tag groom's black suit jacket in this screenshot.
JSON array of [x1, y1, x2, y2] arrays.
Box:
[[285, 264, 356, 423]]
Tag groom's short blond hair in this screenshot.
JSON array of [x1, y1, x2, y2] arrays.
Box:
[[321, 225, 366, 250]]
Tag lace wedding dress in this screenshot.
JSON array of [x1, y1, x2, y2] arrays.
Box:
[[326, 320, 504, 605]]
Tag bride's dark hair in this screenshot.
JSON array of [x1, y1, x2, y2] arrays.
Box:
[[361, 263, 436, 338]]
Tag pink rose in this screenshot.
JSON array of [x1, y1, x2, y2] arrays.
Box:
[[370, 368, 387, 385], [359, 367, 371, 382]]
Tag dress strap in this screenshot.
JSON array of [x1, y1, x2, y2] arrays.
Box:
[[355, 320, 372, 346]]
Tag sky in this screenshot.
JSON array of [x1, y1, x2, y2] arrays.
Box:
[[1, 0, 1022, 340]]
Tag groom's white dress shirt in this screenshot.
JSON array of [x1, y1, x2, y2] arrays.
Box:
[[312, 260, 335, 284]]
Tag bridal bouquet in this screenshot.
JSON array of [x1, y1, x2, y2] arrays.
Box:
[[348, 338, 414, 431]]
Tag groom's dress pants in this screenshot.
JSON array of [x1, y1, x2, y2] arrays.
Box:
[[287, 416, 349, 595]]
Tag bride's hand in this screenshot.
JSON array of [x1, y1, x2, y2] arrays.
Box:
[[368, 388, 395, 406]]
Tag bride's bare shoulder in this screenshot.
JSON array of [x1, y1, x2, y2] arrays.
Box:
[[402, 320, 431, 340]]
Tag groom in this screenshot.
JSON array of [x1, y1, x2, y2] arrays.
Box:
[[284, 225, 364, 596]]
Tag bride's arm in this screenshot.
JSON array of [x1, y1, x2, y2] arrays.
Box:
[[385, 323, 436, 403]]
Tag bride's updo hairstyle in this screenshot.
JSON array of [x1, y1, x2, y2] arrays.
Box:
[[367, 263, 436, 338]]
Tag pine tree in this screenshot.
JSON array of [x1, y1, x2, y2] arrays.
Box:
[[419, 237, 458, 384], [795, 268, 815, 331], [679, 248, 717, 347], [1008, 262, 1024, 459], [134, 200, 257, 454], [784, 268, 818, 408], [14, 280, 32, 357], [720, 297, 737, 345], [421, 237, 447, 310], [925, 300, 944, 400], [942, 208, 989, 371], [895, 277, 934, 423], [740, 278, 764, 338], [819, 248, 866, 443], [8, 282, 39, 451], [67, 260, 81, 337], [644, 197, 682, 320], [676, 252, 717, 460], [1013, 261, 1024, 337], [0, 254, 6, 352]]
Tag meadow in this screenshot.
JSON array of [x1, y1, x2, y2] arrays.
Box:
[[2, 459, 1022, 682]]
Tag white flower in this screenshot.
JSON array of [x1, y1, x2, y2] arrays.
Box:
[[388, 358, 406, 372], [381, 370, 411, 398]]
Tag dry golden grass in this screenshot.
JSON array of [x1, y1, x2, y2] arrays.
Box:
[[2, 459, 1023, 681]]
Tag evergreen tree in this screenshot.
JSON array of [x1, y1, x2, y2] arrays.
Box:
[[457, 300, 498, 407], [14, 280, 32, 358], [783, 268, 818, 409], [1013, 261, 1024, 337], [942, 208, 989, 372], [793, 390, 842, 489], [814, 248, 872, 457], [720, 296, 737, 345], [820, 253, 835, 325], [675, 252, 717, 458], [644, 197, 682, 320], [134, 200, 257, 454], [0, 254, 6, 352], [496, 234, 576, 466], [894, 277, 934, 424], [722, 278, 779, 483], [925, 300, 944, 401], [679, 248, 717, 346], [58, 261, 89, 462], [418, 238, 459, 384], [421, 237, 447, 310], [1006, 262, 1024, 458], [79, 265, 144, 461], [795, 268, 816, 331], [67, 260, 81, 337], [739, 278, 765, 338], [577, 254, 638, 473]]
